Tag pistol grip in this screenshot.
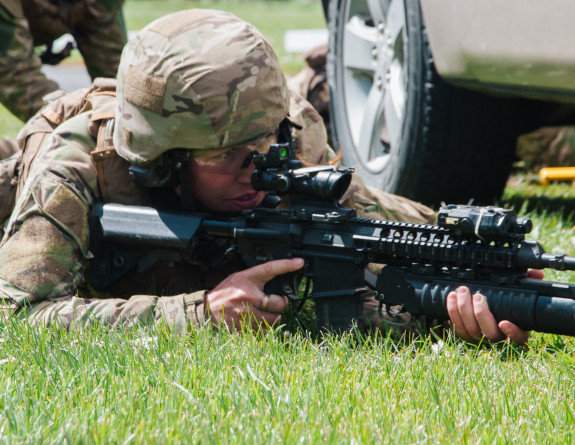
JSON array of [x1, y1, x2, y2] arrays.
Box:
[[264, 272, 299, 299]]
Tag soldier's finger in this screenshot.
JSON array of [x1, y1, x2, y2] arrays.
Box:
[[446, 290, 473, 341], [472, 293, 505, 342], [498, 321, 530, 346], [527, 269, 544, 280], [257, 293, 288, 314], [455, 286, 482, 339], [258, 310, 283, 327], [244, 258, 305, 286]]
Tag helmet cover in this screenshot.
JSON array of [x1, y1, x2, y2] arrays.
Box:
[[114, 9, 290, 165]]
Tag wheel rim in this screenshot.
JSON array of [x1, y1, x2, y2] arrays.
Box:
[[337, 0, 408, 173]]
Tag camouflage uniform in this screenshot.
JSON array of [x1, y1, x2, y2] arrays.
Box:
[[0, 10, 435, 333], [0, 137, 19, 160], [288, 43, 331, 147], [516, 126, 575, 171], [0, 0, 126, 122]]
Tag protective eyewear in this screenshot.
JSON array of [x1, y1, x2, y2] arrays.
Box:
[[190, 133, 277, 174]]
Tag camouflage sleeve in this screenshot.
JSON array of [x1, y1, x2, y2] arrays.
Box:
[[73, 0, 127, 79], [14, 292, 206, 333], [0, 112, 205, 331], [0, 137, 19, 161], [340, 173, 436, 224], [0, 2, 59, 121]]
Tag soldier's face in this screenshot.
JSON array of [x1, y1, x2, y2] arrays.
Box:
[[186, 134, 276, 212]]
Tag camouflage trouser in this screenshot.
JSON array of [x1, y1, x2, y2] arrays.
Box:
[[516, 126, 575, 171], [21, 0, 128, 80], [0, 2, 59, 121], [0, 0, 126, 121], [0, 149, 21, 240]]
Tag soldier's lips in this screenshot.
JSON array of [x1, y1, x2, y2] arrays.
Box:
[[228, 191, 266, 209]]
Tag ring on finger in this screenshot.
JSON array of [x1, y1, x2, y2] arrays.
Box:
[[260, 294, 270, 311]]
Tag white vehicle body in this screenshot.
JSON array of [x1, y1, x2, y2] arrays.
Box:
[[421, 0, 575, 102], [326, 0, 575, 205]]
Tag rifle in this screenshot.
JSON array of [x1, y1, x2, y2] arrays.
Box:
[[89, 144, 575, 335]]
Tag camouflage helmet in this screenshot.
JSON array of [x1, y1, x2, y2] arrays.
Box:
[[114, 9, 290, 166]]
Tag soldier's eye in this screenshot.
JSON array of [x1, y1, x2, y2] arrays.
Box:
[[216, 150, 235, 160]]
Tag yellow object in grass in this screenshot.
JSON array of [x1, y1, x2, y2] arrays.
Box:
[[538, 167, 575, 185]]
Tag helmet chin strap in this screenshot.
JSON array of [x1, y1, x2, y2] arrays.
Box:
[[177, 159, 196, 210]]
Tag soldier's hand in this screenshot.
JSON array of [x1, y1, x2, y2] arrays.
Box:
[[446, 270, 543, 346], [205, 258, 304, 331]]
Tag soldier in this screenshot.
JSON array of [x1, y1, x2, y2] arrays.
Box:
[[0, 9, 530, 344], [0, 0, 127, 122], [288, 43, 331, 146]]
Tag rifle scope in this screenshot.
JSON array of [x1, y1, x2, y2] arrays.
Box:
[[252, 144, 353, 203]]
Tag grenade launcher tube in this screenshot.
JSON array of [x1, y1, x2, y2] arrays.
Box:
[[375, 267, 575, 336]]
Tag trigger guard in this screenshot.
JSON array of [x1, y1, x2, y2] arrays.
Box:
[[264, 272, 298, 299]]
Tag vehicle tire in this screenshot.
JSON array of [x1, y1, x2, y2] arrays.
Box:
[[327, 0, 522, 206]]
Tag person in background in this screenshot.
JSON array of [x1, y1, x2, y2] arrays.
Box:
[[0, 0, 127, 122]]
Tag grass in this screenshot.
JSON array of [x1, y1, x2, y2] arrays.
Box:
[[0, 104, 21, 139], [2, 1, 575, 442], [1, 317, 575, 443], [0, 174, 572, 443]]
